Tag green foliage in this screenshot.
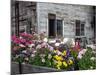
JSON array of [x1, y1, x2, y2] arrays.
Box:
[[30, 48, 54, 68], [70, 50, 78, 59], [78, 47, 96, 70]]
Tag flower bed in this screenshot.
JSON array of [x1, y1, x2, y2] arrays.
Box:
[[11, 32, 96, 74]]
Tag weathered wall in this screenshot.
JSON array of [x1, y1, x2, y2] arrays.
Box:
[[37, 2, 95, 40], [11, 1, 37, 34]]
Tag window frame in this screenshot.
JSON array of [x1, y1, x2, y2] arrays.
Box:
[[75, 20, 85, 37]]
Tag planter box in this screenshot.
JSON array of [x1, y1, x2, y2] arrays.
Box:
[[11, 62, 59, 75]]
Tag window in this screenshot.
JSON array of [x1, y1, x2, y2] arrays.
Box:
[[57, 20, 63, 37], [48, 14, 56, 38], [48, 14, 63, 38], [75, 20, 85, 36]]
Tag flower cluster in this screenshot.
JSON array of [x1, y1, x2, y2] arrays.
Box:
[[11, 32, 96, 70]]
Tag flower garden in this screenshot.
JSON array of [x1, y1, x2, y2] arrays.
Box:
[[11, 32, 96, 71]]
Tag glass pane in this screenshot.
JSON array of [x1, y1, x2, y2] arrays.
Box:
[[76, 20, 80, 36], [76, 20, 80, 28], [81, 24, 84, 35], [57, 20, 63, 37], [76, 28, 80, 36]]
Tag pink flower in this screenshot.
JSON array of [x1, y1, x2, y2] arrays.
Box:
[[12, 35, 17, 41], [25, 41, 32, 46], [13, 38, 20, 44], [20, 32, 32, 39], [20, 38, 26, 43], [20, 32, 27, 37]]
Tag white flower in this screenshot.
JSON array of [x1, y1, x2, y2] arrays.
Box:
[[49, 40, 56, 43], [36, 44, 41, 49], [90, 66, 93, 69], [19, 44, 25, 47], [22, 62, 25, 64], [79, 49, 87, 55], [25, 58, 29, 61], [33, 50, 37, 53], [86, 44, 96, 50], [61, 42, 64, 44], [41, 42, 47, 47], [90, 57, 95, 61], [41, 58, 45, 63], [28, 44, 35, 48], [48, 54, 52, 59], [92, 51, 96, 54], [63, 38, 68, 43], [55, 43, 60, 46], [31, 54, 35, 57], [57, 50, 62, 55], [71, 39, 75, 47], [22, 50, 27, 54], [43, 38, 48, 42], [77, 55, 83, 59]]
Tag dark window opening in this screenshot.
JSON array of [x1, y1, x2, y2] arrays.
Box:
[[49, 19, 56, 38], [48, 14, 56, 38], [57, 20, 63, 37], [48, 14, 63, 38], [75, 20, 85, 36]]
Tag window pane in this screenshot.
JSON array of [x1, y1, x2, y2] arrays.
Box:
[[76, 20, 80, 36], [57, 20, 63, 36], [76, 28, 80, 36], [76, 20, 80, 28], [81, 24, 84, 35]]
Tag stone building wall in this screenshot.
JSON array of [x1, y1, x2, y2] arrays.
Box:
[[11, 1, 95, 44], [37, 2, 95, 43]]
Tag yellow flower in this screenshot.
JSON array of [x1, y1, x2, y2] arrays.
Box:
[[56, 61, 62, 70], [54, 50, 57, 53], [53, 55, 63, 61], [57, 61, 62, 66], [63, 61, 68, 67], [56, 65, 61, 70], [68, 59, 73, 65], [62, 50, 66, 56]]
